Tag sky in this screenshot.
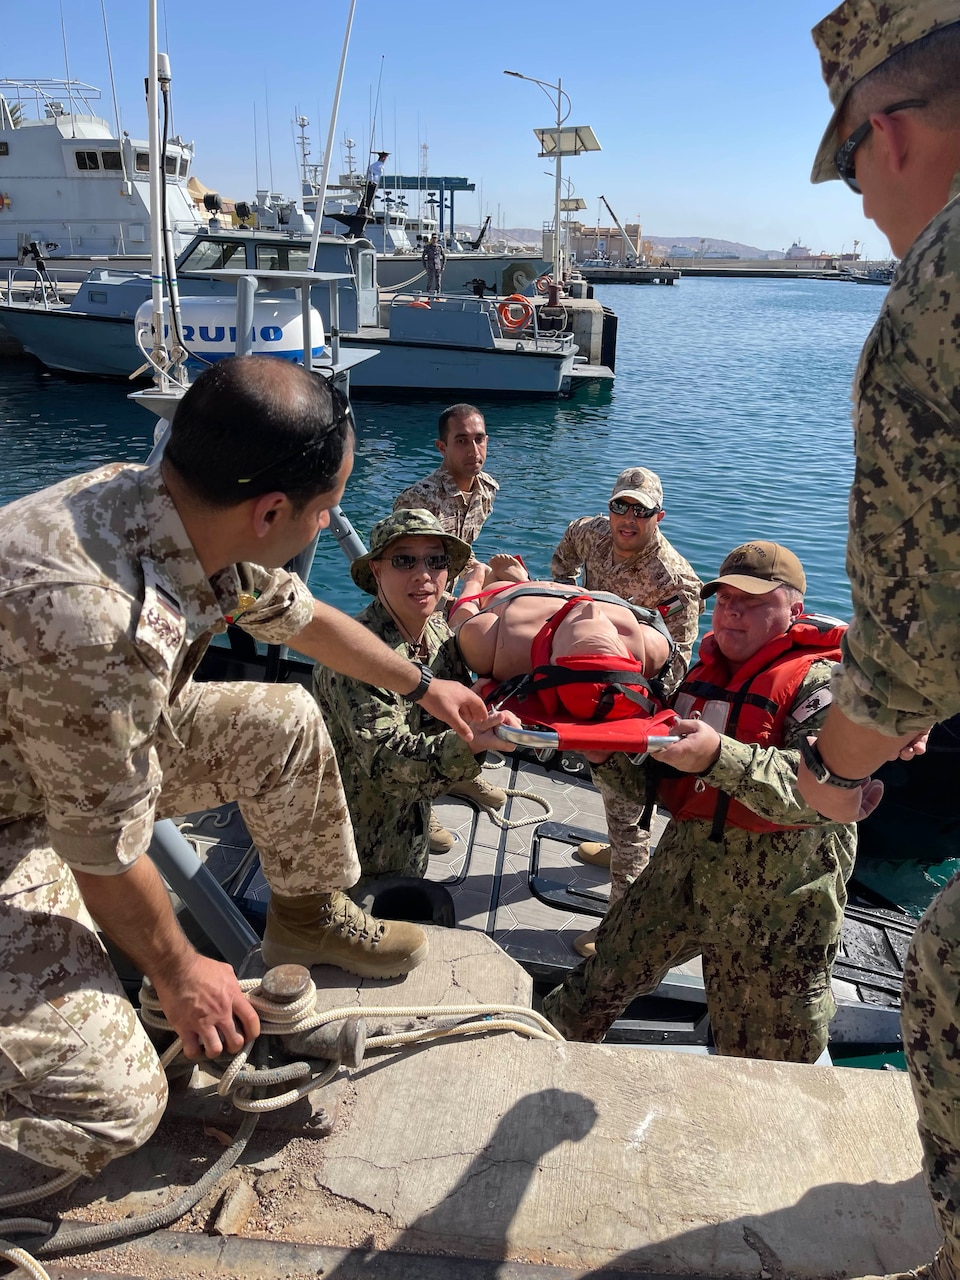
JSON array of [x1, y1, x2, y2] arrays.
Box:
[[3, 0, 886, 259]]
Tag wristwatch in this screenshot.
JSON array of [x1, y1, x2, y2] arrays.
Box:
[[800, 736, 870, 789], [407, 661, 434, 702]]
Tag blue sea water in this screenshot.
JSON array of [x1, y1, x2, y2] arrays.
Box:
[[0, 276, 885, 619]]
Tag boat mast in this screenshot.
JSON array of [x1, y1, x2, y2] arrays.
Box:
[[308, 0, 359, 271]]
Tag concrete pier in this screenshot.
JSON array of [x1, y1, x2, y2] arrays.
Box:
[[4, 927, 938, 1280]]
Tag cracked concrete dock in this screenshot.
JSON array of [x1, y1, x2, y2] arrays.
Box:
[[2, 927, 939, 1280]]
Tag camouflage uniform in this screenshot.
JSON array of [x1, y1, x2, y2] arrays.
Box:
[[314, 598, 480, 881], [0, 461, 360, 1175], [393, 467, 499, 575], [551, 517, 703, 895], [542, 658, 856, 1060], [840, 178, 960, 1275]]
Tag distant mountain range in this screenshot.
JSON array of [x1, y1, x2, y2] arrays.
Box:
[[457, 227, 784, 259]]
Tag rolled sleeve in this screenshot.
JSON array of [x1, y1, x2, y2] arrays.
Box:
[[233, 567, 315, 646], [832, 629, 940, 736]]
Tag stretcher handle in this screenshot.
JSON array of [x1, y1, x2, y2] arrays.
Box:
[[494, 725, 681, 750]]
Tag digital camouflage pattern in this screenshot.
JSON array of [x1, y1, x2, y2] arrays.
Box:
[[902, 873, 960, 1279], [551, 516, 702, 889], [832, 175, 960, 735], [0, 460, 360, 1173], [393, 465, 499, 573], [810, 0, 960, 182], [0, 828, 168, 1176], [314, 597, 480, 881], [543, 659, 855, 1059]]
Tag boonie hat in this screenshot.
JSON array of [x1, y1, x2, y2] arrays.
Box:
[[810, 0, 960, 183], [610, 467, 663, 511], [351, 508, 471, 594], [701, 541, 807, 598]]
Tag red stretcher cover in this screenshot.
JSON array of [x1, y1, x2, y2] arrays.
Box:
[[481, 680, 679, 752]]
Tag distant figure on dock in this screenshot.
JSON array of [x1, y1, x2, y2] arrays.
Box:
[[551, 467, 703, 953], [422, 233, 446, 297], [359, 150, 389, 217], [0, 357, 488, 1181], [542, 541, 856, 1064], [802, 4, 960, 1278]]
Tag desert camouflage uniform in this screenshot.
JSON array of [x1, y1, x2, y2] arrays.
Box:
[[837, 175, 960, 1274], [314, 598, 480, 881], [551, 517, 703, 896], [0, 461, 359, 1176], [393, 467, 499, 576], [542, 658, 855, 1060]]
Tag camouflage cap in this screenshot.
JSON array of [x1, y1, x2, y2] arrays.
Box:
[[701, 541, 807, 598], [810, 0, 960, 183], [610, 467, 663, 511], [351, 508, 471, 594]]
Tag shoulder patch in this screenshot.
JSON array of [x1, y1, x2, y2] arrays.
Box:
[[792, 686, 833, 725]]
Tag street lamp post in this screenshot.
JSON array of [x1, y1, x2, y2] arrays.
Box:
[[503, 69, 569, 282]]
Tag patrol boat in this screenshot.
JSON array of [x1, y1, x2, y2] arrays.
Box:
[[0, 77, 204, 262], [0, 227, 604, 395]]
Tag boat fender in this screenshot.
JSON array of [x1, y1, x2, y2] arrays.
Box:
[[535, 273, 553, 294], [497, 295, 534, 330], [133, 295, 326, 364]]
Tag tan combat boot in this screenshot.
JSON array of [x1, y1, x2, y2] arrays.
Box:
[[572, 928, 597, 958], [263, 890, 428, 979], [576, 841, 611, 868], [446, 776, 507, 809], [428, 809, 455, 853]]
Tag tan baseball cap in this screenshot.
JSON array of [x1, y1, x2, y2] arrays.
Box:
[[610, 467, 663, 511], [810, 0, 960, 183], [701, 542, 807, 598]]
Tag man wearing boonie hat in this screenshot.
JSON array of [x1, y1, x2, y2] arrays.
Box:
[[543, 542, 857, 1067], [551, 466, 703, 953], [807, 8, 960, 1276], [314, 510, 518, 882]]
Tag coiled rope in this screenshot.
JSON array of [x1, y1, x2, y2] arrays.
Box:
[[0, 970, 561, 1271]]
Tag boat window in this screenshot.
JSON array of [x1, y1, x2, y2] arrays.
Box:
[[135, 152, 149, 172], [359, 251, 374, 290], [75, 151, 100, 171], [179, 157, 189, 178], [164, 154, 177, 175], [287, 247, 310, 272], [180, 239, 248, 272], [101, 151, 123, 171], [256, 247, 281, 271]]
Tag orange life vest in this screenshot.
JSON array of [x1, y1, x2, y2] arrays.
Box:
[[657, 616, 845, 836]]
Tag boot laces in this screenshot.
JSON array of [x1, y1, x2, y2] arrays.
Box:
[[322, 893, 385, 946]]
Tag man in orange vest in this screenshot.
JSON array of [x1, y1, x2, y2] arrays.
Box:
[[542, 541, 856, 1063]]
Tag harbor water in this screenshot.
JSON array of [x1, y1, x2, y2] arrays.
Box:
[[0, 276, 885, 618]]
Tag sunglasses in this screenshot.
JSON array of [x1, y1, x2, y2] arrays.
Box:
[[833, 99, 926, 193], [236, 381, 354, 486], [609, 499, 660, 519], [381, 553, 451, 572]]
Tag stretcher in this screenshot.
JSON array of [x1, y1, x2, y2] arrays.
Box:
[[490, 695, 681, 755]]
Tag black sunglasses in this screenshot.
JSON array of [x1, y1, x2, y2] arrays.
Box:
[[834, 99, 926, 193], [609, 498, 660, 519], [381, 553, 452, 572]]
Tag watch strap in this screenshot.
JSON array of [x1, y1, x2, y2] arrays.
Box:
[[408, 661, 434, 702], [800, 736, 870, 789]]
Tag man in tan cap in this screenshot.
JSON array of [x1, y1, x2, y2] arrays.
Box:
[[806, 6, 960, 1276], [551, 467, 702, 954], [541, 542, 856, 1064]]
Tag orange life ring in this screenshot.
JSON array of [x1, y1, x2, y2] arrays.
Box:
[[535, 273, 553, 294], [497, 294, 534, 330], [408, 300, 431, 308]]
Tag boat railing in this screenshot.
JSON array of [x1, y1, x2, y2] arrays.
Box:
[[2, 266, 73, 308]]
